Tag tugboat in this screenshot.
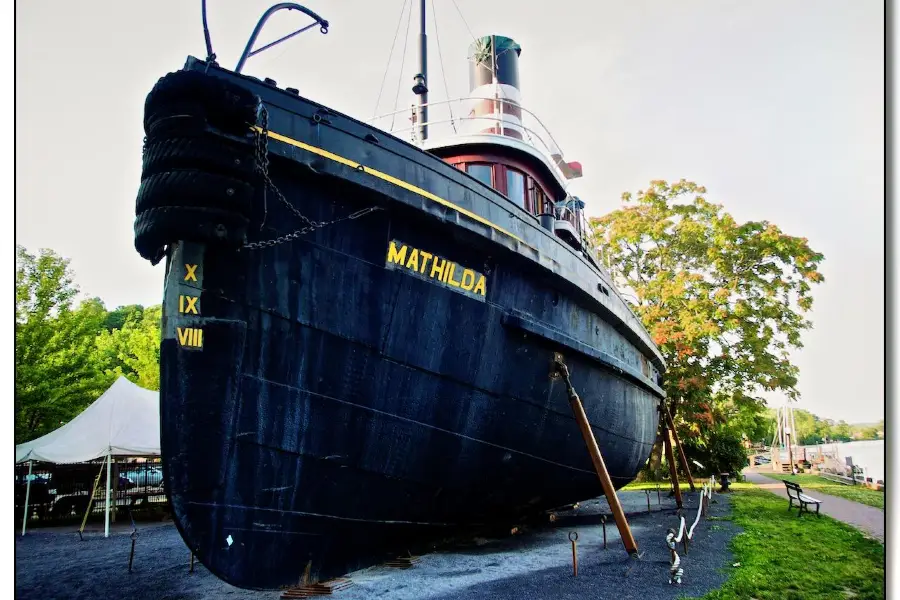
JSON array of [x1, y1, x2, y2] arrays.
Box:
[[135, 0, 666, 590]]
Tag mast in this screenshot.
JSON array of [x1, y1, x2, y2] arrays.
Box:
[[411, 0, 429, 141]]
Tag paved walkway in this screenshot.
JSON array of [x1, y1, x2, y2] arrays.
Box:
[[742, 469, 884, 542]]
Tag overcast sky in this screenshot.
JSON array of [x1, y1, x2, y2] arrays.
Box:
[[16, 0, 883, 423]]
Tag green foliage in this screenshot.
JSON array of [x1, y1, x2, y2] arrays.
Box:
[[15, 246, 114, 443], [95, 305, 162, 391], [682, 429, 749, 476], [103, 304, 145, 331], [698, 488, 884, 600], [15, 245, 164, 444], [587, 180, 824, 454]]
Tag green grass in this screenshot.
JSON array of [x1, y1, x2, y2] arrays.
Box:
[[763, 473, 884, 510], [687, 485, 884, 600]]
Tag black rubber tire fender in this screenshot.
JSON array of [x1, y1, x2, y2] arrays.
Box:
[[134, 206, 250, 262], [144, 70, 259, 136], [142, 136, 259, 181], [136, 169, 255, 215]]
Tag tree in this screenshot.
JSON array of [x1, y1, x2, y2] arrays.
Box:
[[858, 425, 881, 440], [15, 246, 112, 443], [103, 304, 145, 331], [95, 305, 162, 391], [832, 420, 852, 442], [588, 180, 825, 466]]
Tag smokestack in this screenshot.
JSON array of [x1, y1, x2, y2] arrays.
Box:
[[466, 35, 523, 140]]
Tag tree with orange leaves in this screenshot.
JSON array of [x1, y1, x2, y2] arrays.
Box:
[[587, 180, 825, 474]]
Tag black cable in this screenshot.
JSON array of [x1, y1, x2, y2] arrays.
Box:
[[431, 0, 456, 133], [373, 0, 410, 118], [390, 2, 414, 131]]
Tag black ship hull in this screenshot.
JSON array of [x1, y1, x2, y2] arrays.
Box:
[[144, 58, 666, 590]]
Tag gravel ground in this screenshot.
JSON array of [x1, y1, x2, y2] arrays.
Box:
[[15, 490, 738, 600]]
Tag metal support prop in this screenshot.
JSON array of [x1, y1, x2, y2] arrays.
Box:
[[663, 425, 684, 509], [21, 460, 33, 536], [663, 403, 695, 491], [104, 452, 112, 538], [569, 531, 579, 576], [552, 355, 639, 555]]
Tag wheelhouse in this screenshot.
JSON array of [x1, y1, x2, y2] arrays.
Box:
[[368, 34, 591, 254]]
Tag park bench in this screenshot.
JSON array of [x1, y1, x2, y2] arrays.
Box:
[[783, 480, 822, 517]]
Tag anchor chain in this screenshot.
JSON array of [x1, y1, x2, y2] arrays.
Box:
[[244, 105, 381, 250]]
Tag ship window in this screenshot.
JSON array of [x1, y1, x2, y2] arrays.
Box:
[[466, 163, 492, 187], [528, 179, 548, 215], [506, 169, 526, 209]]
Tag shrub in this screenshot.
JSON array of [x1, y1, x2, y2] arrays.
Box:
[[682, 429, 749, 476]]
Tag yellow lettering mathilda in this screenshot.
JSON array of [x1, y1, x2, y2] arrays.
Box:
[[430, 257, 446, 280], [473, 275, 486, 296], [177, 327, 203, 348], [461, 269, 476, 291], [405, 248, 419, 272], [418, 252, 433, 274], [387, 241, 407, 265], [385, 239, 486, 298], [445, 263, 461, 288]]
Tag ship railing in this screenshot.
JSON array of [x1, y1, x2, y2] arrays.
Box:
[[554, 200, 598, 251], [367, 95, 574, 183]]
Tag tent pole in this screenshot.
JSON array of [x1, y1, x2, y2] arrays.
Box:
[[104, 452, 112, 538], [21, 460, 33, 536]]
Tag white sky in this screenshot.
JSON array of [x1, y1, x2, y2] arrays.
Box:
[[15, 0, 884, 423]]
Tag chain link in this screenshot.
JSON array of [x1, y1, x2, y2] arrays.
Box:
[[243, 105, 381, 250]]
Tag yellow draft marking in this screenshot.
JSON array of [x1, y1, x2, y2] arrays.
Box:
[[253, 127, 526, 246], [386, 240, 486, 297], [177, 327, 203, 348], [179, 295, 199, 315], [184, 264, 198, 282]]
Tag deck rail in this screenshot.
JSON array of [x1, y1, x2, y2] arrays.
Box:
[[368, 92, 575, 183]]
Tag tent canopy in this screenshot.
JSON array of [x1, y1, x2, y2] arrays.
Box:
[[15, 377, 160, 464]]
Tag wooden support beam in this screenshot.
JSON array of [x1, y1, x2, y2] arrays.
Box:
[[662, 422, 684, 509], [663, 403, 696, 492], [553, 356, 639, 555]]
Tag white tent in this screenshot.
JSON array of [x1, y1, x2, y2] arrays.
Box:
[[15, 377, 160, 537]]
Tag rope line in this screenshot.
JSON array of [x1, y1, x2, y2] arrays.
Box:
[[450, 0, 478, 46], [431, 0, 456, 133], [674, 476, 715, 543], [374, 0, 410, 118], [390, 2, 414, 131]]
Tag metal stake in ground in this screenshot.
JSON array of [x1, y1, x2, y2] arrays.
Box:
[[127, 509, 138, 573], [551, 355, 639, 556], [128, 531, 137, 573], [569, 531, 579, 577], [601, 515, 607, 549]]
